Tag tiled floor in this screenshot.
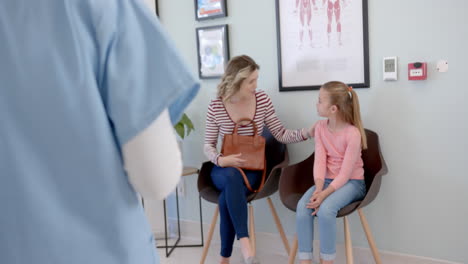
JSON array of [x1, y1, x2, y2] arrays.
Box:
[[156, 237, 289, 264], [155, 237, 369, 264], [155, 237, 458, 264]]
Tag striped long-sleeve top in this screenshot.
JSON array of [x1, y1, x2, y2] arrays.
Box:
[[204, 90, 308, 165]]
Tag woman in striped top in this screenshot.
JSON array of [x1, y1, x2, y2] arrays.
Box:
[[204, 55, 315, 264]]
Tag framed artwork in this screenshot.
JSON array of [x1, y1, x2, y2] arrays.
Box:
[[195, 24, 230, 79], [195, 0, 227, 21], [275, 0, 370, 91]]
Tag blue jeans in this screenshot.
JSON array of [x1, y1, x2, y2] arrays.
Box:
[[296, 179, 366, 261], [210, 166, 261, 258]]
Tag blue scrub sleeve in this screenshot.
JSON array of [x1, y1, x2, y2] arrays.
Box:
[[99, 0, 199, 146]]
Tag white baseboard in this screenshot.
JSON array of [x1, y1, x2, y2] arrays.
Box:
[[170, 218, 462, 264]]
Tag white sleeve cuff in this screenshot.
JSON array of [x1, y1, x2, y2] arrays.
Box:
[[123, 108, 182, 200]]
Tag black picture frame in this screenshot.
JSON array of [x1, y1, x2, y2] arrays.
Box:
[[275, 0, 370, 91], [195, 24, 230, 79], [154, 0, 159, 16], [194, 0, 228, 21]]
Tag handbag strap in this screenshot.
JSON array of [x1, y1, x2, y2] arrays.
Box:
[[233, 118, 258, 135], [234, 160, 267, 193]]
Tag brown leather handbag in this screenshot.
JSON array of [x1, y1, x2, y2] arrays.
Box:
[[221, 118, 266, 193]]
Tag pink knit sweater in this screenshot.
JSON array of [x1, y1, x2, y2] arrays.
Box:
[[314, 119, 364, 190]]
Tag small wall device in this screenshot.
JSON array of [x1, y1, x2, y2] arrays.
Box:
[[408, 62, 427, 80], [436, 60, 448, 73], [383, 57, 398, 81]]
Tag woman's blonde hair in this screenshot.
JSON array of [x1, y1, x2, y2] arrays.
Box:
[[322, 81, 367, 149], [217, 55, 260, 102]]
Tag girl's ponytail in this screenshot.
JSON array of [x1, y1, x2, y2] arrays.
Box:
[[349, 89, 367, 149]]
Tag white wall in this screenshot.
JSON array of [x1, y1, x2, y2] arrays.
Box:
[[155, 0, 468, 262]]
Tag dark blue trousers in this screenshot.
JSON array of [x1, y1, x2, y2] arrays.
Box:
[[210, 166, 261, 258]]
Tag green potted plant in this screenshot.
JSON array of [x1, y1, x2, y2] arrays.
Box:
[[174, 113, 194, 139]]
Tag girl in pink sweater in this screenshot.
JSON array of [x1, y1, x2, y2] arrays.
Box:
[[296, 81, 367, 264]]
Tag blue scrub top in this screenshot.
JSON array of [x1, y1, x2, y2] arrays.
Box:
[[0, 0, 199, 263]]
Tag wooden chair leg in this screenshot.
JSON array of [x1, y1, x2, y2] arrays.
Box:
[[358, 209, 382, 264], [287, 234, 298, 264], [200, 206, 219, 264], [267, 197, 291, 254], [249, 204, 256, 255], [344, 216, 354, 264]]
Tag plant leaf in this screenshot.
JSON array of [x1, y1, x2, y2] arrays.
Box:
[[173, 113, 195, 139], [174, 122, 185, 139], [183, 114, 195, 130]]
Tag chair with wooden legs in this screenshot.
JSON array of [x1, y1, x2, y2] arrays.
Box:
[[197, 128, 290, 264], [279, 129, 388, 264]]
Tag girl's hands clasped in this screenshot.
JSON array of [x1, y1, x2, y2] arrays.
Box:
[[306, 185, 336, 215], [307, 188, 324, 216]]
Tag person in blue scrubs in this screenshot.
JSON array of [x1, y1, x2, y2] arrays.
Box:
[[0, 0, 199, 263]]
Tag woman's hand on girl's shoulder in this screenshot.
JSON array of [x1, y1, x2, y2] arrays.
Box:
[[307, 121, 318, 138]]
